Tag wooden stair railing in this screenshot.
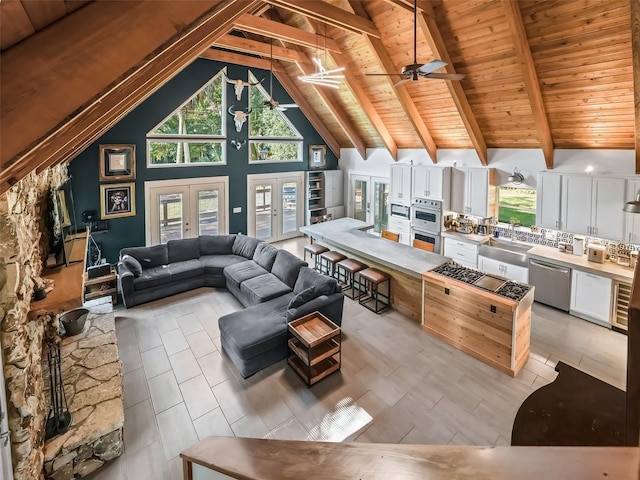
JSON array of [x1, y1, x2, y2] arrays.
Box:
[[180, 437, 639, 479]]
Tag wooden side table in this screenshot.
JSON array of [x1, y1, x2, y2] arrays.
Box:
[[83, 267, 117, 304], [287, 311, 341, 386]]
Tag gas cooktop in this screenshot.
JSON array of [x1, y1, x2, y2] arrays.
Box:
[[430, 262, 532, 302]]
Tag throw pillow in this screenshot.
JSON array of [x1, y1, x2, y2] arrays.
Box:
[[122, 254, 142, 277], [288, 286, 316, 309]]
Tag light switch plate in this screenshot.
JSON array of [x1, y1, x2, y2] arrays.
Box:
[[233, 207, 241, 213]]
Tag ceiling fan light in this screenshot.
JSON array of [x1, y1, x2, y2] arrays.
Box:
[[624, 192, 640, 213]]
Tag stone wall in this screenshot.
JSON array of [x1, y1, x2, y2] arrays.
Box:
[[0, 165, 69, 480]]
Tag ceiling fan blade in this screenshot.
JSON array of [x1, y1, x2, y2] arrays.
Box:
[[394, 78, 412, 87], [417, 60, 448, 74], [278, 104, 298, 108], [423, 72, 465, 80]]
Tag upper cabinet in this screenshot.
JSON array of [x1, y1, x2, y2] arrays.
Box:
[[324, 170, 343, 208], [561, 174, 625, 241], [536, 172, 562, 230], [390, 164, 412, 205], [411, 166, 451, 207], [624, 178, 640, 243], [451, 168, 497, 218]]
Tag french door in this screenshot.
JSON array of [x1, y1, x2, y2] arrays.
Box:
[[247, 173, 304, 242], [145, 177, 228, 245], [350, 174, 390, 233]]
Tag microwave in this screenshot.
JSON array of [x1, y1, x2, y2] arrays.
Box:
[[390, 203, 411, 220]]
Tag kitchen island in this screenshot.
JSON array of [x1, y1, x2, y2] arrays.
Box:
[[301, 218, 448, 322], [423, 262, 535, 377]]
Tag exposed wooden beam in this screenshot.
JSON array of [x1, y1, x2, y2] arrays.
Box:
[[269, 0, 381, 38], [214, 34, 311, 64], [272, 63, 342, 158], [502, 0, 554, 169], [633, 0, 640, 174], [234, 13, 342, 53], [348, 0, 437, 162], [381, 0, 432, 14], [1, 1, 260, 193], [417, 3, 488, 165], [201, 48, 282, 71]]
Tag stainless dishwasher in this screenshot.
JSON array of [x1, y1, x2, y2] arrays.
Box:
[[528, 259, 571, 311]]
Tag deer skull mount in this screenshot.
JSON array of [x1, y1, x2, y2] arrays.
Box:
[[228, 106, 252, 132], [230, 139, 246, 150], [224, 74, 262, 101]]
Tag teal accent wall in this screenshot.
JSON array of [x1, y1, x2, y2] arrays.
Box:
[[68, 58, 338, 263]]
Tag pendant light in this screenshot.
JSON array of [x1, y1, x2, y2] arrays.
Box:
[[624, 191, 640, 213]]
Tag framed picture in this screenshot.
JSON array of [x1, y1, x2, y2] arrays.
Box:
[[99, 144, 136, 181], [308, 145, 326, 170], [100, 183, 135, 219]]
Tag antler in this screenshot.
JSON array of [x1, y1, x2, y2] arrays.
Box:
[[223, 73, 235, 84], [228, 105, 236, 115], [244, 107, 252, 114]]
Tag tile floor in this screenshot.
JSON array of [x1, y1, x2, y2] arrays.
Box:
[[88, 237, 628, 480]]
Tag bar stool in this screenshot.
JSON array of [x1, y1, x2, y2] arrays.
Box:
[[303, 243, 329, 271], [358, 268, 391, 313], [318, 251, 346, 279], [336, 258, 368, 300]]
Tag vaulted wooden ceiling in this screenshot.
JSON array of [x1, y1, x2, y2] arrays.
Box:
[[0, 0, 637, 194]]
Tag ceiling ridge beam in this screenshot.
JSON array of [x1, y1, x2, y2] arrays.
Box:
[[417, 3, 488, 165], [234, 13, 342, 53], [348, 0, 437, 162], [502, 0, 554, 169], [214, 34, 311, 64], [269, 0, 381, 38], [633, 0, 640, 174]]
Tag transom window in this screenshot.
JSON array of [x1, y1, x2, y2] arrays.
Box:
[[248, 71, 303, 163], [498, 186, 537, 227], [147, 69, 226, 166]]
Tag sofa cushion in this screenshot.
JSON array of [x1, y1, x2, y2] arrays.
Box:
[[252, 242, 278, 271], [288, 286, 315, 309], [168, 259, 204, 282], [121, 245, 168, 269], [133, 265, 172, 291], [240, 273, 292, 306], [121, 254, 142, 277], [199, 235, 236, 256], [167, 238, 200, 264], [271, 250, 307, 288], [293, 267, 338, 296], [232, 235, 263, 259], [200, 255, 246, 276], [224, 260, 269, 289]]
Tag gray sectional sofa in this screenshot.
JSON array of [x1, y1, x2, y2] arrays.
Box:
[[117, 235, 344, 377]]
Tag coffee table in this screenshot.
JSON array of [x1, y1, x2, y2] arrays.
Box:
[[287, 311, 341, 386]]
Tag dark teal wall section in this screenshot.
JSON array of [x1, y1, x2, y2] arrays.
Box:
[[69, 58, 338, 263]]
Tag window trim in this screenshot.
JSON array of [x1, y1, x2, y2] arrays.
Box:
[[247, 139, 304, 164]]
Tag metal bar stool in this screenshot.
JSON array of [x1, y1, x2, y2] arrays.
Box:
[[358, 268, 391, 313], [318, 251, 347, 279], [303, 243, 329, 271], [336, 258, 368, 300]]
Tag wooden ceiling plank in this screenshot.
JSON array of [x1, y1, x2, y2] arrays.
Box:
[[269, 0, 381, 38], [348, 0, 437, 162], [20, 0, 66, 31], [0, 0, 35, 51], [234, 13, 342, 53], [214, 34, 311, 64], [417, 3, 488, 166], [64, 1, 90, 14], [200, 47, 281, 71], [380, 0, 432, 15], [272, 63, 342, 158], [502, 0, 554, 169], [1, 0, 260, 193], [633, 0, 640, 174]]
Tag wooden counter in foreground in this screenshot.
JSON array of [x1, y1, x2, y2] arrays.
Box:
[[422, 270, 534, 377]]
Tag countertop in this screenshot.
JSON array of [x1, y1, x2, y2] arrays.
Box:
[[442, 230, 491, 245], [300, 218, 449, 278]]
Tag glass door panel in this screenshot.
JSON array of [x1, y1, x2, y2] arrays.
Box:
[[255, 183, 273, 240], [372, 181, 390, 233], [353, 179, 368, 222], [158, 191, 187, 243], [281, 181, 298, 236], [196, 189, 219, 236]]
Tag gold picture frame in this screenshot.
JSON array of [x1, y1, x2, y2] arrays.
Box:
[[99, 144, 136, 181], [100, 183, 136, 219], [308, 145, 326, 170]]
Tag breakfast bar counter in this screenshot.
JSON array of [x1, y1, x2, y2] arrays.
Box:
[[301, 218, 449, 322]]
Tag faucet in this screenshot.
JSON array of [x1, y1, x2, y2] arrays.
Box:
[[508, 221, 516, 241]]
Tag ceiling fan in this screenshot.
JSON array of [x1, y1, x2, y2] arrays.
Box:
[[264, 16, 298, 111], [366, 0, 464, 87]]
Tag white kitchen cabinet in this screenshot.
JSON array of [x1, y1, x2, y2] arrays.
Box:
[[624, 178, 640, 243], [478, 256, 529, 284], [443, 237, 479, 269], [411, 166, 451, 205], [561, 174, 625, 240], [324, 170, 343, 208], [570, 269, 612, 327], [388, 216, 411, 245], [450, 168, 496, 218], [390, 164, 412, 205], [536, 172, 562, 230]]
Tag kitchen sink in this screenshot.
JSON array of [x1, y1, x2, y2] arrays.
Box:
[[478, 238, 532, 267]]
